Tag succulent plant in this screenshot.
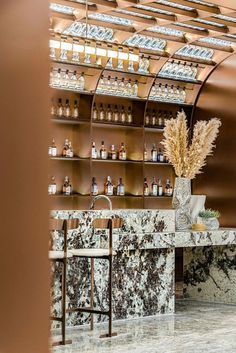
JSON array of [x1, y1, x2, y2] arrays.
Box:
[[199, 209, 220, 219]]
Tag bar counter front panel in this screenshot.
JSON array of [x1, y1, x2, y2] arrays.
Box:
[[51, 209, 236, 327]]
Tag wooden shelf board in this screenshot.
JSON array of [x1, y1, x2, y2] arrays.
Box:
[[157, 75, 202, 85], [50, 156, 89, 161], [51, 117, 90, 125], [92, 158, 142, 164], [92, 121, 143, 129]]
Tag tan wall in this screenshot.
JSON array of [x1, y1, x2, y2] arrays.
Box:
[[0, 1, 50, 353], [192, 54, 236, 227]]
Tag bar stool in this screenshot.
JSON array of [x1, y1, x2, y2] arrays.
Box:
[[49, 218, 79, 346], [70, 217, 123, 338]]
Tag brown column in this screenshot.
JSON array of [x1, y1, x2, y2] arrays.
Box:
[[0, 1, 50, 353]]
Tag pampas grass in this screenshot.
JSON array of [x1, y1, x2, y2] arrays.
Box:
[[161, 111, 221, 179]]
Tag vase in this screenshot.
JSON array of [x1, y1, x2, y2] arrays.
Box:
[[172, 177, 191, 230], [200, 217, 219, 230], [190, 195, 206, 224]]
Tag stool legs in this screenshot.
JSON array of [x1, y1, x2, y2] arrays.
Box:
[[90, 258, 94, 331]]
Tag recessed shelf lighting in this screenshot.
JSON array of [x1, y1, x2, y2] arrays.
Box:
[[134, 4, 174, 16], [194, 18, 226, 28], [115, 8, 153, 19], [49, 2, 75, 14], [174, 22, 206, 32], [147, 25, 185, 37], [214, 14, 236, 24], [154, 0, 194, 11], [63, 23, 114, 41], [199, 37, 232, 47], [125, 34, 166, 51], [88, 13, 133, 26], [176, 44, 214, 60]]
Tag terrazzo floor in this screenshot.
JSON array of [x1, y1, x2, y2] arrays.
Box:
[[52, 300, 236, 353]]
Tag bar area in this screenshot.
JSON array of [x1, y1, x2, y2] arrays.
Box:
[[2, 1, 236, 353]]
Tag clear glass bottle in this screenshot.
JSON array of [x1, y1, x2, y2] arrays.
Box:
[[158, 179, 163, 196], [163, 84, 168, 101], [49, 138, 57, 157], [77, 72, 85, 91], [126, 106, 133, 124], [92, 103, 98, 121], [168, 85, 174, 102], [150, 83, 156, 98], [54, 68, 62, 87], [117, 177, 125, 196], [91, 177, 98, 196], [109, 144, 117, 160], [100, 141, 107, 160], [104, 176, 113, 196], [57, 98, 63, 117], [120, 106, 126, 123], [151, 177, 158, 196], [151, 143, 157, 161], [63, 99, 71, 118], [51, 99, 57, 116], [72, 100, 79, 119], [106, 104, 112, 122], [118, 78, 125, 96], [132, 80, 138, 96], [157, 148, 164, 163], [157, 83, 163, 100], [165, 179, 173, 197], [91, 141, 97, 159], [126, 79, 132, 96], [163, 111, 168, 126], [69, 70, 78, 90], [98, 74, 105, 93], [145, 109, 150, 126], [104, 75, 111, 93], [68, 141, 74, 158], [180, 87, 186, 103], [174, 86, 180, 102], [144, 144, 148, 161], [157, 110, 163, 127], [151, 109, 156, 126], [143, 177, 149, 196], [119, 142, 126, 160], [113, 105, 119, 122], [99, 103, 105, 121], [112, 76, 119, 94], [62, 69, 70, 88], [62, 176, 72, 195], [48, 176, 57, 195]]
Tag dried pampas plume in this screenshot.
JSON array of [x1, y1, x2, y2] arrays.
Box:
[[161, 111, 221, 179]]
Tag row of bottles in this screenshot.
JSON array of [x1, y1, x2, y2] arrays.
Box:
[[51, 98, 79, 119], [106, 54, 150, 74], [144, 144, 167, 163], [145, 109, 175, 127], [50, 68, 85, 91], [144, 177, 173, 197], [48, 176, 73, 195], [159, 61, 199, 81], [150, 83, 186, 103], [49, 139, 74, 158], [91, 141, 126, 160], [97, 75, 139, 97], [91, 176, 125, 196], [92, 103, 133, 124]]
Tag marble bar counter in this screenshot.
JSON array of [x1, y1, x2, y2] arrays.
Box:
[[51, 209, 236, 327]]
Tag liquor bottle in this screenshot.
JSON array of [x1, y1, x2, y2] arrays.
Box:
[[63, 99, 71, 118], [104, 75, 111, 93], [132, 80, 138, 96], [48, 176, 57, 195], [126, 106, 133, 124], [68, 141, 74, 158], [51, 99, 56, 116], [62, 176, 72, 195], [180, 87, 186, 103], [157, 110, 163, 126], [57, 98, 63, 117], [163, 111, 168, 126], [92, 103, 98, 121], [126, 79, 132, 96], [106, 104, 112, 122], [69, 70, 78, 89], [117, 177, 125, 196], [109, 145, 117, 160], [98, 74, 105, 93], [72, 100, 79, 119], [145, 109, 150, 126], [53, 68, 62, 87], [174, 86, 180, 102], [120, 106, 126, 123], [62, 139, 69, 157], [100, 141, 107, 160], [143, 177, 149, 196], [157, 148, 164, 163], [168, 85, 174, 101], [151, 109, 156, 126], [113, 105, 119, 122], [144, 144, 148, 161], [112, 77, 119, 93], [163, 84, 168, 100], [118, 77, 125, 96], [91, 177, 98, 196], [77, 72, 85, 91], [157, 83, 163, 100], [62, 69, 70, 88], [158, 179, 163, 196], [104, 176, 113, 196], [151, 177, 158, 196], [151, 143, 157, 162], [165, 179, 173, 197], [48, 138, 57, 157], [119, 142, 126, 160], [91, 141, 97, 159], [99, 103, 105, 121]]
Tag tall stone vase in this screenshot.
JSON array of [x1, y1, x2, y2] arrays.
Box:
[[172, 177, 191, 230]]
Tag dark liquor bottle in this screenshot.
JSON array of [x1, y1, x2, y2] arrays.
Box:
[[119, 142, 126, 160], [151, 143, 157, 162], [144, 177, 149, 196], [151, 177, 158, 196], [91, 177, 98, 196], [62, 176, 72, 195], [104, 176, 113, 196], [100, 141, 107, 160]]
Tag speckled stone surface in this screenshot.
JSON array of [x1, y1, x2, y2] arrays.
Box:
[[52, 300, 236, 353], [176, 229, 236, 248]]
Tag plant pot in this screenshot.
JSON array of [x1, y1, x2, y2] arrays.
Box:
[[190, 195, 206, 224], [172, 177, 191, 231], [199, 217, 219, 230]]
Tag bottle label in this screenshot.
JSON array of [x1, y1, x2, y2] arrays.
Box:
[[118, 185, 125, 196], [144, 187, 149, 196], [111, 153, 117, 160], [73, 109, 79, 118], [152, 185, 158, 196], [51, 147, 57, 157], [101, 151, 107, 159], [92, 185, 98, 195], [65, 186, 71, 195], [158, 155, 164, 162], [91, 148, 97, 159], [158, 186, 163, 196], [119, 152, 126, 160], [151, 151, 157, 161], [107, 185, 113, 195], [48, 147, 52, 156]]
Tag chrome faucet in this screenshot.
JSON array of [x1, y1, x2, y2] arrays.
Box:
[[89, 195, 112, 210]]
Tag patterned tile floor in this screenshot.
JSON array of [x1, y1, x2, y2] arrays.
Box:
[[52, 300, 236, 353]]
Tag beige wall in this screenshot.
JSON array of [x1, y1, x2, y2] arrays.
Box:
[[192, 54, 236, 227], [0, 1, 50, 352]]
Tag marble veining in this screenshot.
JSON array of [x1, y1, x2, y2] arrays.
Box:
[[176, 229, 236, 248]]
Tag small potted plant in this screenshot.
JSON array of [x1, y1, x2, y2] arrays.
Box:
[[198, 209, 220, 230]]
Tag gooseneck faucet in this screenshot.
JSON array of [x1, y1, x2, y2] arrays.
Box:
[[89, 195, 113, 210]]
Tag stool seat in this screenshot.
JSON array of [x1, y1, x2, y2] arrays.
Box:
[[49, 250, 73, 260], [71, 248, 116, 257]]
